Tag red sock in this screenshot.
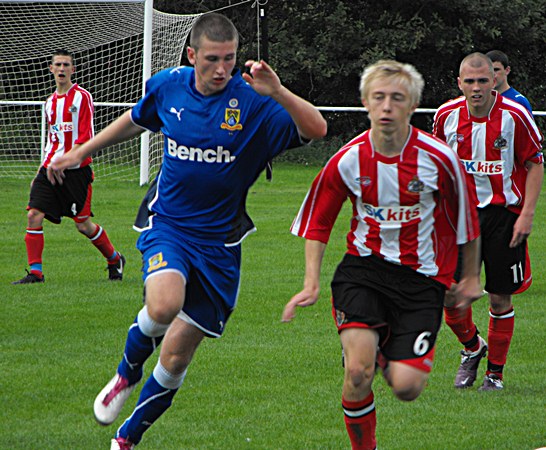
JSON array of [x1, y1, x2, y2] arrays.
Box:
[[25, 227, 44, 276], [342, 392, 376, 450], [444, 306, 479, 351], [486, 307, 515, 377], [88, 225, 118, 262]]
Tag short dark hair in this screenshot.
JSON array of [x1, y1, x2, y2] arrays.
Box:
[[460, 52, 494, 76], [189, 13, 239, 51], [486, 50, 509, 68], [51, 49, 74, 65]]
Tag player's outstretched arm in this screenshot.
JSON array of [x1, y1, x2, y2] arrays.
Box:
[[282, 239, 326, 322], [242, 59, 327, 141], [47, 110, 143, 185], [454, 237, 483, 310]]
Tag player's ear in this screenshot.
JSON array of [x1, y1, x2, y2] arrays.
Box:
[[457, 77, 462, 92], [187, 46, 196, 65]]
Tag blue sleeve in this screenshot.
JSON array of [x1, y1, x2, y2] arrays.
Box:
[[261, 100, 303, 159], [519, 96, 533, 113], [131, 69, 174, 132]]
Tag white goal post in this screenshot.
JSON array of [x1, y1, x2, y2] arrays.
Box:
[[0, 0, 200, 185]]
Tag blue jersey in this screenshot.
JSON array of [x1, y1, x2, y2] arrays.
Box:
[[502, 87, 532, 113], [132, 66, 303, 245]]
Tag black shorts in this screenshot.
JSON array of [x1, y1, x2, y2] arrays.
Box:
[[453, 205, 528, 295], [331, 253, 445, 363], [28, 166, 94, 224]]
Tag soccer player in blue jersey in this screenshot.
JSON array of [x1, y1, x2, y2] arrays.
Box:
[[48, 12, 326, 449], [486, 50, 533, 113]]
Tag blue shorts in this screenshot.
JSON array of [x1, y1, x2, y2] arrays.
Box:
[[137, 218, 242, 338]]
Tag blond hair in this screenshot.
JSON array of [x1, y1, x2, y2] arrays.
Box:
[[359, 59, 424, 106]]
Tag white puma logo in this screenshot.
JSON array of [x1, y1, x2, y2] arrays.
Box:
[[169, 107, 184, 121]]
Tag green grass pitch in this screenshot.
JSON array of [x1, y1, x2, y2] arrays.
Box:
[[1, 163, 545, 449]]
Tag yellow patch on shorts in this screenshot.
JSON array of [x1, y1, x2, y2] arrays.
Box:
[[147, 252, 168, 272]]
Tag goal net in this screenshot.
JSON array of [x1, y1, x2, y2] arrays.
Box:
[[0, 0, 200, 184]]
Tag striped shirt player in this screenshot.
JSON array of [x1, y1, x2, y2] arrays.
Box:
[[292, 126, 479, 290], [283, 59, 480, 450], [433, 93, 543, 213], [433, 52, 544, 392], [43, 83, 93, 169], [434, 92, 543, 294], [12, 49, 124, 285]]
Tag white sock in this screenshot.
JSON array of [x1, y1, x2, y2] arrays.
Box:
[[137, 306, 169, 337], [153, 361, 187, 390]]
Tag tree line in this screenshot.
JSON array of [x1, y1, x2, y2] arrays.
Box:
[[155, 0, 545, 142]]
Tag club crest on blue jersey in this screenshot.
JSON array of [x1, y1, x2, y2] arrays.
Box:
[[147, 252, 168, 273], [220, 108, 243, 131]]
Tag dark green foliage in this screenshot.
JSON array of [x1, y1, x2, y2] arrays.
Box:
[[153, 0, 545, 150]]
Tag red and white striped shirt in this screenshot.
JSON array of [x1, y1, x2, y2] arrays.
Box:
[[42, 83, 94, 169], [433, 92, 543, 213], [291, 127, 480, 288]]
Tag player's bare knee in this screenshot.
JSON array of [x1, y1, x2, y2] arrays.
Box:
[[145, 289, 184, 324], [344, 361, 375, 391], [488, 293, 512, 313], [75, 222, 85, 234], [391, 380, 424, 402], [27, 208, 44, 227], [74, 219, 94, 236], [146, 300, 180, 324], [161, 352, 191, 375], [393, 387, 420, 402], [144, 273, 186, 323]]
